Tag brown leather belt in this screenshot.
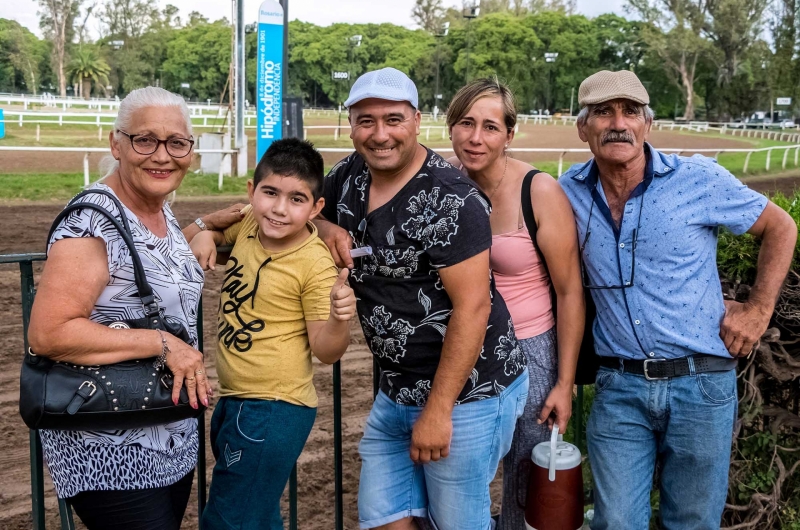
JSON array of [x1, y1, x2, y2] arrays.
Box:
[[598, 354, 738, 380]]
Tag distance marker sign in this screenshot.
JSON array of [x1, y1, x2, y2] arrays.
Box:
[[256, 0, 284, 163]]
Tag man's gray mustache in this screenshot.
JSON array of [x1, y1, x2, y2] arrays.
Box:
[[601, 131, 634, 145]]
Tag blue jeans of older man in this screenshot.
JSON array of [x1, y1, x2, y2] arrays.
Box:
[[587, 365, 737, 530]]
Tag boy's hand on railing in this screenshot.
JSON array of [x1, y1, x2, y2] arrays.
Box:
[[330, 268, 356, 321], [191, 231, 219, 271]]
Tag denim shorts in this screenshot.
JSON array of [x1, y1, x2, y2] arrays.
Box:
[[357, 371, 529, 530]]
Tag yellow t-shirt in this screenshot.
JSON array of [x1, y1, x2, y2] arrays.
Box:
[[216, 206, 338, 407]]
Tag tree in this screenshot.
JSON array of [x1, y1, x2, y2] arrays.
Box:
[[68, 46, 110, 98], [98, 0, 158, 39], [704, 0, 768, 85], [412, 0, 445, 32], [0, 20, 46, 94], [627, 0, 711, 120], [161, 20, 231, 101], [38, 0, 82, 97]]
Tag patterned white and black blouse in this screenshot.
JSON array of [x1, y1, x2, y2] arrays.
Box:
[[322, 149, 525, 406], [39, 183, 203, 498]]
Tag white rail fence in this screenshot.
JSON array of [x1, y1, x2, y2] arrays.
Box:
[[0, 146, 238, 191], [3, 145, 799, 192]]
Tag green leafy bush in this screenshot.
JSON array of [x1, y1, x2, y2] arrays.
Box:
[[717, 191, 800, 284]]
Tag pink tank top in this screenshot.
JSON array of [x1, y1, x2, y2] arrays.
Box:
[[491, 225, 555, 340]]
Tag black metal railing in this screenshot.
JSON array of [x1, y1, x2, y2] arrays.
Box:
[[4, 251, 586, 529]]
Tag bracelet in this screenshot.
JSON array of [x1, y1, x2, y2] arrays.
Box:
[[194, 218, 208, 231], [153, 330, 170, 371]]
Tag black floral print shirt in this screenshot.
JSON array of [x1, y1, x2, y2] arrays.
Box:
[[322, 148, 525, 406]]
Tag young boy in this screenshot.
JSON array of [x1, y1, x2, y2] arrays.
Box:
[[193, 138, 356, 530]]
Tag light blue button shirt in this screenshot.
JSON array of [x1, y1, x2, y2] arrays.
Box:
[[560, 143, 768, 360]]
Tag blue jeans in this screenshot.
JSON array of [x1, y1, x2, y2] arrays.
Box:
[[358, 371, 529, 530], [587, 366, 737, 530], [201, 397, 316, 530]]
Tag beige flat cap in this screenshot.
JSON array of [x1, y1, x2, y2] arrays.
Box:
[[578, 70, 649, 107]]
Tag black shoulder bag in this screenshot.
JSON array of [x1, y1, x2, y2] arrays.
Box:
[[19, 189, 205, 431], [520, 170, 599, 385]]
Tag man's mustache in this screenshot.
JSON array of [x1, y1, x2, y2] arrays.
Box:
[[601, 131, 635, 145]]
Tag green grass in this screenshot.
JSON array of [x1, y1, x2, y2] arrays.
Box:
[[0, 172, 254, 201], [3, 123, 800, 201]]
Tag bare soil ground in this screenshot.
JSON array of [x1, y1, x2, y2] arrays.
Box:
[[0, 142, 796, 529], [0, 199, 509, 529]]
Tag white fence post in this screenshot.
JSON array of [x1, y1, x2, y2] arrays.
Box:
[[743, 151, 753, 173], [98, 126, 103, 141], [766, 148, 772, 171], [782, 147, 790, 170], [557, 151, 566, 176], [83, 153, 90, 187], [218, 154, 228, 191], [426, 128, 430, 141], [18, 114, 22, 127]]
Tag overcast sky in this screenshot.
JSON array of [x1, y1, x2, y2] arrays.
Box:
[[3, 0, 626, 38]]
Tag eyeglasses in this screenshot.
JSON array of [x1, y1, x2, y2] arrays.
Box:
[[579, 185, 645, 290], [117, 130, 194, 158]]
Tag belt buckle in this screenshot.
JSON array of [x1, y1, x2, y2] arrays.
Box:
[[643, 359, 668, 381]]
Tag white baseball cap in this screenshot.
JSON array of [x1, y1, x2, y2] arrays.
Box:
[[344, 67, 419, 109]]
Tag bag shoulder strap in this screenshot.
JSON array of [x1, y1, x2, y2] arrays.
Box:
[[520, 170, 548, 275], [46, 191, 160, 320], [521, 169, 557, 310], [67, 188, 134, 234]]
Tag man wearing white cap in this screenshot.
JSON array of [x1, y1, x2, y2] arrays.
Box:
[[560, 70, 797, 529], [315, 67, 529, 529]]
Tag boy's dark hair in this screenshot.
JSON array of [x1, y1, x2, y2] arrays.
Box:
[[253, 138, 325, 200]]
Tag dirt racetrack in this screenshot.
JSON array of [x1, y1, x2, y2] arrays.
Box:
[[0, 123, 762, 174], [0, 168, 796, 528], [0, 199, 505, 529]]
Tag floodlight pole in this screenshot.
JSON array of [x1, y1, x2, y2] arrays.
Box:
[[234, 0, 247, 176], [463, 7, 479, 83], [434, 23, 449, 120]]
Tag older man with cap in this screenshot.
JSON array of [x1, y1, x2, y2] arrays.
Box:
[[559, 70, 797, 529], [314, 67, 529, 529]]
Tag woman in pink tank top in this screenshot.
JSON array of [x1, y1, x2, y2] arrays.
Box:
[[447, 78, 585, 529]]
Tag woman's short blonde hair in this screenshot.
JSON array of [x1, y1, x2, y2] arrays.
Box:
[[446, 77, 517, 132]]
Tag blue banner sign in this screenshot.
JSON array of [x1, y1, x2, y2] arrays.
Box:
[[256, 0, 284, 163]]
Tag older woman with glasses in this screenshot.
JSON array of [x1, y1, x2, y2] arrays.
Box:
[[28, 86, 242, 530], [446, 78, 585, 529]]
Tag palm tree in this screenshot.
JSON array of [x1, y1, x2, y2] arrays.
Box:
[[68, 48, 111, 100]]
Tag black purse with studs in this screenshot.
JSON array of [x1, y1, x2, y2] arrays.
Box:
[[19, 189, 204, 430]]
